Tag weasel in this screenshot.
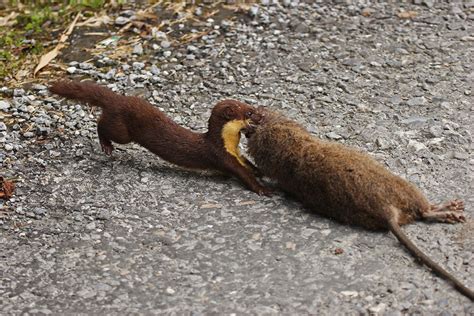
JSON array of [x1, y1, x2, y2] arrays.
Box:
[[245, 108, 473, 300], [49, 80, 270, 195]]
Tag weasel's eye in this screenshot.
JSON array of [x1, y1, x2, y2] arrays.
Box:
[[245, 111, 253, 118]]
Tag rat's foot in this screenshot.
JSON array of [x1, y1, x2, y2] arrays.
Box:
[[100, 139, 114, 156], [256, 186, 273, 197], [430, 199, 464, 213], [422, 210, 466, 224]]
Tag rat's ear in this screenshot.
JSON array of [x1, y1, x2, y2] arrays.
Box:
[[223, 106, 235, 120]]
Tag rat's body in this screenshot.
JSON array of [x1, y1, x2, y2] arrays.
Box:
[[50, 81, 269, 195], [246, 109, 473, 300]]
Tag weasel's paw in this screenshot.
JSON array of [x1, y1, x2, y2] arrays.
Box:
[[100, 144, 114, 156]]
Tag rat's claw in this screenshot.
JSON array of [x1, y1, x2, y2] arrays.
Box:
[[258, 187, 273, 197]]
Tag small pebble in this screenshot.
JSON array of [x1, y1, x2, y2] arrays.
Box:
[[150, 64, 160, 75], [407, 97, 426, 106], [326, 132, 342, 140], [115, 16, 130, 26], [0, 100, 10, 110], [132, 62, 145, 70], [160, 40, 171, 49], [133, 44, 144, 55], [66, 66, 77, 74]]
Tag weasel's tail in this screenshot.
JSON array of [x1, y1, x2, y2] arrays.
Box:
[[49, 80, 120, 109], [388, 216, 473, 301]]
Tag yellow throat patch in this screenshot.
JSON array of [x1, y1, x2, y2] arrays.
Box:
[[221, 119, 250, 168]]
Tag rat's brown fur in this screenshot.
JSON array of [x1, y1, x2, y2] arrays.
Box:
[[49, 80, 270, 195], [246, 108, 473, 300]]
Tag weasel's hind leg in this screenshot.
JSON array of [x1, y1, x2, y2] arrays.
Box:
[[99, 135, 114, 155], [96, 113, 131, 156], [97, 118, 115, 156], [421, 199, 466, 223]]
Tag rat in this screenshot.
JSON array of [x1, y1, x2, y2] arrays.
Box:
[[245, 108, 473, 300], [49, 80, 270, 195]]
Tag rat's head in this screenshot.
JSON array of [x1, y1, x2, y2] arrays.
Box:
[[241, 106, 270, 138]]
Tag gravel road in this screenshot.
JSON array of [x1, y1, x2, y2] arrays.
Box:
[[1, 1, 473, 314]]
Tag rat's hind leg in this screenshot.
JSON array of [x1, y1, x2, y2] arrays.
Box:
[[430, 199, 464, 213], [421, 199, 466, 223]]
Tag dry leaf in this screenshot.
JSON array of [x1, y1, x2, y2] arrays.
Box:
[[180, 29, 211, 44], [96, 35, 121, 47], [33, 12, 81, 76], [76, 14, 111, 28], [0, 177, 15, 200], [135, 12, 158, 21], [200, 203, 221, 209], [34, 48, 61, 77], [223, 4, 252, 12], [0, 12, 18, 26], [237, 200, 256, 206], [397, 11, 418, 19]]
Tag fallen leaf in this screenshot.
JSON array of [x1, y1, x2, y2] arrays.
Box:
[[200, 203, 221, 209], [33, 12, 81, 76], [334, 247, 344, 255], [180, 29, 212, 44], [76, 14, 111, 27], [0, 177, 15, 200], [96, 35, 121, 47], [223, 4, 252, 12], [135, 12, 158, 21], [0, 12, 18, 27], [237, 200, 256, 206], [33, 48, 61, 77], [397, 11, 418, 19]]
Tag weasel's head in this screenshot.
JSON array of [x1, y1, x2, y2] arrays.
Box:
[[209, 100, 262, 136]]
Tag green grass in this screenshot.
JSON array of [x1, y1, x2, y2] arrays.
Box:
[[0, 0, 123, 81]]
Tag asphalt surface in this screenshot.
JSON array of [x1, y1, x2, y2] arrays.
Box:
[[1, 1, 473, 314]]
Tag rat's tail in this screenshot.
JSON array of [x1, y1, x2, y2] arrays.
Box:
[[387, 207, 473, 301], [49, 80, 120, 109]]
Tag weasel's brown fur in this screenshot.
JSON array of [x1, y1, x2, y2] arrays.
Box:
[[49, 80, 270, 195], [246, 108, 473, 300]]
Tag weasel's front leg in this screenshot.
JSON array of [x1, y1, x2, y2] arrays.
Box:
[[223, 158, 272, 196], [242, 157, 263, 177]]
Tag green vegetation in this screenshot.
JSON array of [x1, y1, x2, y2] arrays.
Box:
[[0, 1, 122, 82]]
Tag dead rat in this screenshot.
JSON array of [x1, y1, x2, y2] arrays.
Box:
[[49, 80, 270, 195], [245, 108, 473, 300]]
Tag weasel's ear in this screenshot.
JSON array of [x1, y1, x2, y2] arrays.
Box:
[[223, 106, 235, 120]]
